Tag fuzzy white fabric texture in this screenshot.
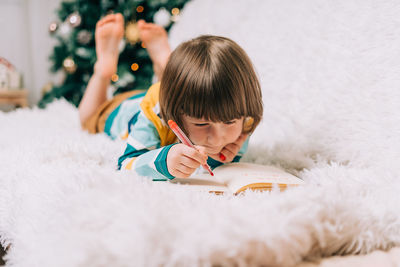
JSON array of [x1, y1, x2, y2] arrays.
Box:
[[1, 0, 400, 266]]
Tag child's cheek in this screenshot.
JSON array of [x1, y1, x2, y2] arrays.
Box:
[[188, 129, 206, 144], [231, 125, 243, 142]]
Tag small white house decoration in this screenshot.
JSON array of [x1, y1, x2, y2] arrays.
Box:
[[0, 57, 22, 90]]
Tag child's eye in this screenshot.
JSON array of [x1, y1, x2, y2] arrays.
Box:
[[195, 123, 209, 127], [224, 120, 236, 125]]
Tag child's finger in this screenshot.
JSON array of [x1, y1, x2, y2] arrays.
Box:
[[235, 133, 248, 145], [219, 147, 235, 162], [223, 143, 240, 155], [194, 145, 207, 156], [181, 155, 202, 169], [182, 146, 207, 164], [177, 163, 196, 176], [173, 168, 190, 178]]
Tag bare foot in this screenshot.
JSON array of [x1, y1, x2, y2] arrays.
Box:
[[138, 20, 171, 80], [94, 13, 125, 79]]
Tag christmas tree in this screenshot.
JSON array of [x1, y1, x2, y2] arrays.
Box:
[[39, 0, 190, 108]]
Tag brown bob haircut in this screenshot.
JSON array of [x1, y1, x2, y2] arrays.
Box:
[[160, 35, 263, 134]]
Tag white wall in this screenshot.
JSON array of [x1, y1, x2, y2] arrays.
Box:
[[0, 0, 62, 108]]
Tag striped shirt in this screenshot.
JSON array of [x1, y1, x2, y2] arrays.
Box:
[[105, 82, 249, 180]]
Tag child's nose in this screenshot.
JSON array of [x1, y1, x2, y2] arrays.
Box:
[[207, 125, 225, 146]]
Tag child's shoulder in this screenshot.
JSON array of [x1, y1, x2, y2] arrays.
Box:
[[143, 82, 161, 100], [140, 82, 175, 146], [141, 82, 161, 111]]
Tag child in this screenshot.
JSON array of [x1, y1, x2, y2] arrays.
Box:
[[79, 13, 263, 180]]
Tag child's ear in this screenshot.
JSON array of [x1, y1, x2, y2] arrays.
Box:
[[243, 117, 254, 133]]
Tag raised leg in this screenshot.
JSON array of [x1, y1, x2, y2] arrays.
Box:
[[78, 13, 124, 127], [138, 20, 171, 81]]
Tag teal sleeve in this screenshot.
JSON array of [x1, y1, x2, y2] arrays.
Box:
[[119, 143, 177, 180], [237, 137, 249, 157], [131, 144, 176, 180], [117, 111, 161, 169], [118, 111, 176, 180]]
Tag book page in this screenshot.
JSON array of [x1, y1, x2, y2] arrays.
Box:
[[168, 163, 304, 194], [212, 163, 304, 193], [169, 175, 229, 193]]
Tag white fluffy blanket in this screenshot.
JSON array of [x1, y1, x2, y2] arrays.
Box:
[[1, 0, 400, 266]]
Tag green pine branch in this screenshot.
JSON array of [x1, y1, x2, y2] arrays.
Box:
[[39, 0, 190, 108]]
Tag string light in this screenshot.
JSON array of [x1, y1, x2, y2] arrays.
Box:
[[171, 8, 180, 16], [171, 8, 181, 22], [136, 6, 144, 13], [49, 22, 58, 33], [67, 12, 82, 27], [131, 63, 139, 71], [111, 74, 119, 82], [63, 57, 77, 73], [125, 21, 140, 45]]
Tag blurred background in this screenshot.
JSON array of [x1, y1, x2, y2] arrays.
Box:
[[0, 0, 189, 111], [0, 0, 61, 111]]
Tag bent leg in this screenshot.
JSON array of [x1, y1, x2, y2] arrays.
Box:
[[79, 13, 124, 127], [138, 20, 171, 81]]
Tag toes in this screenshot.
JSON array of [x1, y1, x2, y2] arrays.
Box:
[[115, 13, 124, 24], [148, 23, 166, 33], [139, 21, 155, 30], [97, 14, 115, 27], [137, 19, 146, 30]]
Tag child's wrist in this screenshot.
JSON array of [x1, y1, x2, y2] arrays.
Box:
[[92, 70, 112, 81], [93, 62, 114, 80]]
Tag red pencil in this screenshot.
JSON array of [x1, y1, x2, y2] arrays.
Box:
[[168, 120, 214, 176]]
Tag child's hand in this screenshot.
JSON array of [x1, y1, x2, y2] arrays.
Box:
[[213, 133, 248, 163], [167, 144, 208, 178]]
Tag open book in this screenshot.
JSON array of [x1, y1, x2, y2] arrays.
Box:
[[169, 162, 304, 195]]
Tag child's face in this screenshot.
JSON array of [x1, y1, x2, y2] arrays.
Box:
[[181, 115, 244, 157]]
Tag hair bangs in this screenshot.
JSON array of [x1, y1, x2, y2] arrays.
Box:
[[160, 35, 263, 135], [180, 64, 247, 122]]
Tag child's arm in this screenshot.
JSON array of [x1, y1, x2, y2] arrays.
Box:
[[166, 144, 207, 178], [118, 111, 249, 179], [119, 144, 206, 180], [117, 112, 173, 179], [118, 112, 206, 180], [119, 142, 176, 179]]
